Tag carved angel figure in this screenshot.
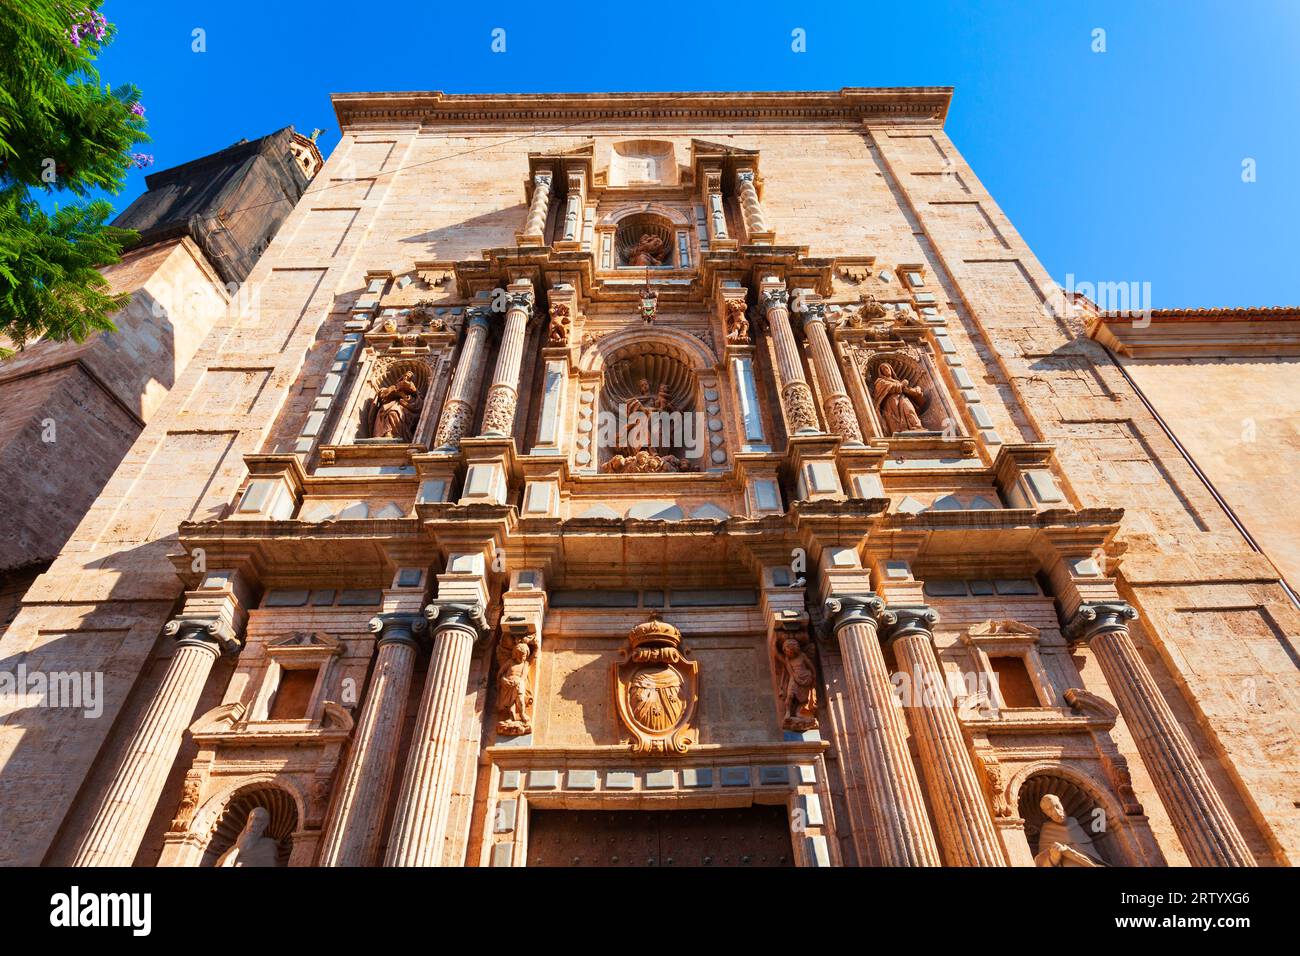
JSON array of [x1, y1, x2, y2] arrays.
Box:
[[872, 362, 926, 434], [725, 299, 750, 343], [547, 304, 571, 345], [369, 370, 421, 441], [778, 637, 819, 730]]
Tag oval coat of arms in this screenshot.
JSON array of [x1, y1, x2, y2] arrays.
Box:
[[614, 615, 699, 754]]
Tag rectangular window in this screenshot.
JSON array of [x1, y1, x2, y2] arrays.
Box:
[[268, 667, 319, 720], [990, 656, 1040, 708]]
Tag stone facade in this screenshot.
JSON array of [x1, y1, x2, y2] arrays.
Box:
[[0, 89, 1295, 868]]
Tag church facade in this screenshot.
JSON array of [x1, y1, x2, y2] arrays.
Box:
[[0, 88, 1295, 867]]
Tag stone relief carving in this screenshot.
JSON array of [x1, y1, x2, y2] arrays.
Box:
[[495, 616, 539, 736], [724, 299, 750, 344], [169, 777, 201, 833], [781, 380, 821, 433], [480, 384, 517, 436], [546, 303, 572, 346], [776, 631, 819, 732], [614, 615, 699, 754]]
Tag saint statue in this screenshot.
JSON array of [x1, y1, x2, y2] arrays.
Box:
[[778, 637, 819, 731], [725, 300, 750, 343], [872, 362, 926, 434], [214, 806, 281, 867], [1033, 793, 1107, 867], [369, 369, 421, 441], [496, 638, 534, 735], [628, 233, 667, 266]]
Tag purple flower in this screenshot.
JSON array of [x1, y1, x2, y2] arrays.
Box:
[[130, 103, 145, 116], [131, 153, 154, 169]]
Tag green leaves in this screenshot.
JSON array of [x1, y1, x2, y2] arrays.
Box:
[[0, 1, 147, 350]]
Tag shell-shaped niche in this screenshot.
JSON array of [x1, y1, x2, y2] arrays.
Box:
[[357, 358, 430, 442], [616, 213, 676, 268], [1018, 771, 1116, 864], [601, 348, 697, 416], [201, 784, 298, 867]]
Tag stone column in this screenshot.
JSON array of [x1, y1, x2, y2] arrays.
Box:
[[480, 282, 534, 438], [825, 595, 941, 866], [517, 168, 553, 245], [759, 278, 820, 435], [560, 171, 585, 243], [1068, 602, 1256, 867], [795, 299, 863, 444], [317, 613, 425, 866], [883, 606, 1007, 867], [734, 168, 770, 235], [384, 602, 488, 866], [705, 168, 729, 242], [73, 617, 241, 867], [434, 308, 492, 449]]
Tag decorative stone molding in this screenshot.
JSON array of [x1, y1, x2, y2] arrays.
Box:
[[1065, 601, 1139, 644], [368, 611, 429, 648], [163, 616, 243, 656]]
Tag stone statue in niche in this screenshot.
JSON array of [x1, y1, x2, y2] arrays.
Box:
[[546, 303, 571, 346], [495, 621, 539, 736], [214, 807, 281, 867], [1034, 793, 1107, 867], [369, 369, 422, 441], [872, 361, 928, 434], [606, 378, 696, 474], [776, 635, 819, 731], [724, 299, 750, 344], [627, 233, 668, 266]]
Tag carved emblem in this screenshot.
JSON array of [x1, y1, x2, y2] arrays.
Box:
[[614, 615, 699, 754]]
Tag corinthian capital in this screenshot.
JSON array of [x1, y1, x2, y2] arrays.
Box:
[[760, 287, 790, 313]]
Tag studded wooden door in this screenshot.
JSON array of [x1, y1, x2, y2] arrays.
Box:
[[526, 806, 795, 867]]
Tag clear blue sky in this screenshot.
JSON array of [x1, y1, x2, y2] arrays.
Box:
[[83, 0, 1300, 308]]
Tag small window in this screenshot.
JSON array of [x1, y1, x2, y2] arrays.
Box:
[[989, 656, 1039, 708], [268, 667, 319, 720]]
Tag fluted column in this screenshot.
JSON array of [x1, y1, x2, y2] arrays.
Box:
[[318, 613, 425, 866], [759, 281, 820, 435], [796, 301, 863, 444], [518, 169, 553, 244], [480, 284, 533, 438], [735, 168, 770, 235], [384, 602, 488, 866], [1068, 602, 1255, 867], [826, 596, 942, 866], [434, 309, 492, 449], [883, 606, 1007, 866], [73, 618, 241, 866]]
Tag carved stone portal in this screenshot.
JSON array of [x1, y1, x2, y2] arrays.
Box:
[[614, 615, 699, 754]]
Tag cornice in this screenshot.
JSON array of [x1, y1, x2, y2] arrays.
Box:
[[1088, 307, 1300, 357], [331, 87, 953, 130]]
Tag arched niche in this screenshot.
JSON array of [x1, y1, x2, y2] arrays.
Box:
[[596, 205, 695, 272], [1012, 765, 1127, 866], [193, 778, 304, 867], [333, 355, 434, 445], [579, 331, 719, 475]]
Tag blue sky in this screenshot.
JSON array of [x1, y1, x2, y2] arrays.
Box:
[[81, 0, 1300, 308]]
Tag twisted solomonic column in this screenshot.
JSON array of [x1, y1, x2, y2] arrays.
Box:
[[383, 603, 489, 866], [480, 286, 534, 438], [825, 596, 942, 866], [760, 286, 821, 435], [882, 605, 1008, 866], [735, 169, 770, 235], [318, 613, 426, 866], [73, 618, 242, 867], [433, 308, 492, 449], [797, 301, 864, 444], [519, 170, 553, 242], [1068, 602, 1255, 867]]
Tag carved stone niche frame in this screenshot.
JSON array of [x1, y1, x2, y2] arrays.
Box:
[[959, 619, 1060, 715], [613, 615, 700, 755], [834, 315, 966, 446], [248, 631, 345, 727], [322, 347, 444, 457], [595, 202, 697, 275]]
